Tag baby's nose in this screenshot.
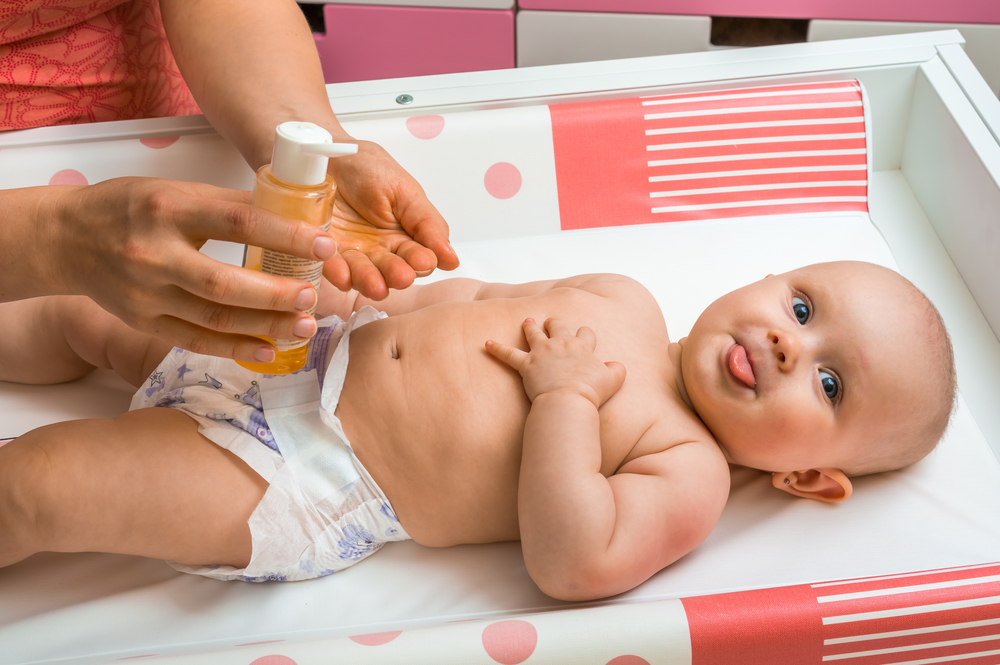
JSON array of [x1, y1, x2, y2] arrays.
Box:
[[769, 329, 802, 371]]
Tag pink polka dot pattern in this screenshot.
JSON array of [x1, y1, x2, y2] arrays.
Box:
[[348, 630, 403, 646], [248, 656, 296, 665], [483, 162, 521, 200], [481, 620, 537, 665], [140, 136, 180, 149], [49, 169, 87, 186], [406, 115, 445, 140], [607, 656, 650, 665]]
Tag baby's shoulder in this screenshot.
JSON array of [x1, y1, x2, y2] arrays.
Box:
[[569, 273, 655, 300], [622, 410, 729, 498], [558, 274, 660, 319]]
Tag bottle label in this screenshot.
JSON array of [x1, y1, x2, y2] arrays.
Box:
[[259, 251, 324, 292], [258, 223, 329, 352]]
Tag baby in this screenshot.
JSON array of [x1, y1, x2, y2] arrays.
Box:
[[0, 260, 955, 601]]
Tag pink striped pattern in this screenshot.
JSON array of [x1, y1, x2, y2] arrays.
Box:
[[684, 561, 1000, 665], [643, 80, 868, 222], [817, 563, 1000, 664]]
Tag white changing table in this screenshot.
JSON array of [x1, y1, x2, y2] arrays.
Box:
[[1, 30, 999, 665]]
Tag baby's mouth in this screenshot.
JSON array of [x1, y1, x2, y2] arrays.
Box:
[[728, 344, 756, 389]]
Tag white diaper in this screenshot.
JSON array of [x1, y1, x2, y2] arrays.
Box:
[[129, 307, 410, 582]]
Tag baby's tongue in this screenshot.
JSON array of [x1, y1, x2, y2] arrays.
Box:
[[729, 345, 756, 388]]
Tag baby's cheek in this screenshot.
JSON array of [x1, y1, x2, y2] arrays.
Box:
[[769, 407, 828, 449]]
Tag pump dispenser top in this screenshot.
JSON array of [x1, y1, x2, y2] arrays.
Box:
[[235, 121, 357, 374], [270, 121, 359, 187]]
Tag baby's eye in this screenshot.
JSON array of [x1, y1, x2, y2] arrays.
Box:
[[819, 370, 840, 402], [792, 296, 810, 325]]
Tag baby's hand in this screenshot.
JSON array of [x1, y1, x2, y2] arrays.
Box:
[[486, 318, 626, 408]]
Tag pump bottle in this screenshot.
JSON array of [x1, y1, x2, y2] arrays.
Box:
[[236, 121, 358, 374]]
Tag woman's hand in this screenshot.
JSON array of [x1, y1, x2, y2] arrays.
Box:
[[46, 177, 337, 363], [323, 140, 459, 300]]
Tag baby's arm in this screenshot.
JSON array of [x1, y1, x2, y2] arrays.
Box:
[[487, 318, 727, 601], [318, 273, 627, 319], [317, 277, 485, 319]]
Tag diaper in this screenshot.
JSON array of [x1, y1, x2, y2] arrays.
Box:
[[129, 307, 410, 582]]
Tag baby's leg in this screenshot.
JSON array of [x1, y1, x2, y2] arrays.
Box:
[[0, 296, 170, 387], [0, 407, 267, 569]]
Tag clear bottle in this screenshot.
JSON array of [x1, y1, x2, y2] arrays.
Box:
[[236, 122, 357, 374]]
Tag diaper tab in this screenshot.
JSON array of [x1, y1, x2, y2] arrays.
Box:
[[260, 369, 359, 508], [259, 307, 386, 517]]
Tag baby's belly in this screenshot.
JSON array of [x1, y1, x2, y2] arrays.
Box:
[[335, 310, 532, 547]]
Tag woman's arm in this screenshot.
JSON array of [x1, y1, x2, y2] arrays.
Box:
[[0, 186, 65, 302], [158, 0, 341, 170], [159, 0, 459, 298]]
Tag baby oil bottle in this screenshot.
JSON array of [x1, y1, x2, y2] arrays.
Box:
[[236, 121, 357, 374]]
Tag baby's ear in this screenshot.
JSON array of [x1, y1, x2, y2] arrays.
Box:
[[771, 468, 853, 503]]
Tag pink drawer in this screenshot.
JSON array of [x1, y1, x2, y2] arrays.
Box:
[[314, 4, 514, 83], [517, 0, 1000, 25]]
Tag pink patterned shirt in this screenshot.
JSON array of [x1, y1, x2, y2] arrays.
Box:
[[0, 0, 200, 130]]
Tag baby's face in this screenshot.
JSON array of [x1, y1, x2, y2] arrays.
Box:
[[680, 261, 925, 474]]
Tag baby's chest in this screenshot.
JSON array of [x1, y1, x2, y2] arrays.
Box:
[[602, 382, 710, 470], [594, 381, 683, 473]]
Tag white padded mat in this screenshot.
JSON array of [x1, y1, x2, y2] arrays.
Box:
[[2, 213, 999, 664]]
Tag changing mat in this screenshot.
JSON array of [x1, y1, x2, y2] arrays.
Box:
[[1, 77, 999, 664]]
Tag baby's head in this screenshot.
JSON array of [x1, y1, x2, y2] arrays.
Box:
[[678, 261, 955, 502]]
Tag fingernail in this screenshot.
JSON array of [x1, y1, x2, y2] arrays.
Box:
[[293, 317, 317, 339], [254, 346, 276, 363], [525, 318, 534, 323], [295, 288, 317, 311], [313, 236, 337, 260]]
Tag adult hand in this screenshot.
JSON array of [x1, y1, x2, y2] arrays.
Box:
[[47, 177, 337, 363], [323, 140, 460, 300]]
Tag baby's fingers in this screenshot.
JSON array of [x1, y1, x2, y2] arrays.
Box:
[[522, 318, 548, 347], [576, 325, 597, 350], [485, 340, 528, 371], [605, 361, 627, 394], [592, 360, 627, 408], [543, 318, 572, 338]]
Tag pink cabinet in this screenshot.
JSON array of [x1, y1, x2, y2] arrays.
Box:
[[517, 0, 1000, 24], [307, 1, 998, 96], [313, 4, 514, 83]]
